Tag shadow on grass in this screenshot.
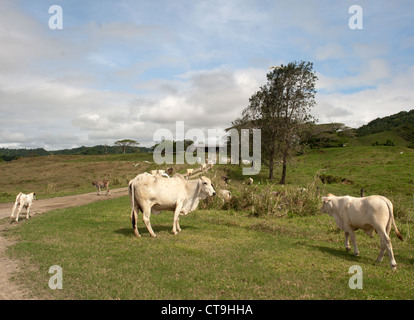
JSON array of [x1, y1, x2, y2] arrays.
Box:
[[115, 224, 195, 237], [306, 243, 362, 262]]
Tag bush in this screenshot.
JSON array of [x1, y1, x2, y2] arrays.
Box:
[[318, 174, 353, 185], [201, 183, 322, 218]]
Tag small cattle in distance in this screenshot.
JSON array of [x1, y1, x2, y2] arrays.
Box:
[[218, 189, 232, 202], [10, 192, 36, 222], [92, 180, 110, 196]]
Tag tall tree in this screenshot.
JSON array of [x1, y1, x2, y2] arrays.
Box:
[[238, 61, 317, 183], [114, 139, 139, 154]]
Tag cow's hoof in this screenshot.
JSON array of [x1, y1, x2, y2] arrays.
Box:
[[391, 264, 397, 271], [354, 253, 359, 256]]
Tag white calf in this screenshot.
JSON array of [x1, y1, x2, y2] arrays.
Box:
[[10, 192, 36, 222]]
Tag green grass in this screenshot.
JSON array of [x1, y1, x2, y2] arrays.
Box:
[[3, 195, 413, 300], [350, 131, 410, 147], [2, 145, 414, 299]]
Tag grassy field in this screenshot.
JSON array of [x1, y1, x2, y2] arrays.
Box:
[[3, 197, 413, 300], [2, 146, 414, 300], [0, 152, 196, 203]]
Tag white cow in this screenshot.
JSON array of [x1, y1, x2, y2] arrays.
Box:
[[10, 192, 36, 222], [150, 169, 169, 178], [186, 168, 194, 177], [200, 163, 207, 172], [129, 173, 216, 237], [218, 189, 232, 202], [321, 194, 403, 269]]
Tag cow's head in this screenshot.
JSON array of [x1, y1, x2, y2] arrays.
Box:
[[321, 193, 335, 214], [199, 176, 216, 199]]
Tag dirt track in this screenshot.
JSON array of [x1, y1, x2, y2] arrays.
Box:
[[0, 170, 211, 300], [0, 171, 210, 300], [0, 187, 129, 300], [0, 187, 129, 220]]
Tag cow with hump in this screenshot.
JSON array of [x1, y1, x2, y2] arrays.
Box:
[[129, 173, 216, 237], [321, 193, 403, 269]]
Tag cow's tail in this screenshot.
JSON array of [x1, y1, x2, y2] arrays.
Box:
[[385, 198, 403, 241], [129, 181, 140, 237]]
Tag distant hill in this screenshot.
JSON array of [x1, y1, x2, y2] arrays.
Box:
[[304, 109, 414, 149], [2, 109, 414, 161], [0, 145, 150, 162], [355, 109, 414, 145]]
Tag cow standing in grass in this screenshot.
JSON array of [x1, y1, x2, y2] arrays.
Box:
[[92, 180, 110, 196], [129, 173, 216, 237], [321, 194, 403, 269], [10, 192, 36, 222]]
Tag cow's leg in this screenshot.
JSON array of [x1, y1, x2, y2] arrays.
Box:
[[344, 232, 351, 252], [142, 205, 156, 237], [376, 237, 386, 264], [26, 204, 32, 220], [106, 187, 110, 196], [97, 186, 101, 196], [348, 230, 359, 256], [15, 203, 24, 222], [378, 230, 397, 269], [10, 201, 19, 219], [131, 208, 141, 237], [176, 217, 182, 233], [172, 203, 183, 235]]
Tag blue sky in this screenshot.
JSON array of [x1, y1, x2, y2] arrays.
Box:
[[1, 0, 414, 149]]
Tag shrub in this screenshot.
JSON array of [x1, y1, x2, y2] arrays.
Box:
[[201, 183, 322, 218]]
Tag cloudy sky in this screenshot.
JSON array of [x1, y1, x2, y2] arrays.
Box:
[[1, 0, 413, 150]]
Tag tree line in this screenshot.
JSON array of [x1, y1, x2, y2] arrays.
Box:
[[0, 141, 150, 162]]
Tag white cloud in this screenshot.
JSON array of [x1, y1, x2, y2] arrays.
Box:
[[317, 58, 391, 93], [1, 0, 414, 150], [315, 64, 414, 127], [315, 43, 348, 61]]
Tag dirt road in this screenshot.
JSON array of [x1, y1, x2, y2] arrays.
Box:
[[0, 187, 129, 220], [0, 171, 209, 300], [0, 187, 128, 300], [0, 170, 207, 220]]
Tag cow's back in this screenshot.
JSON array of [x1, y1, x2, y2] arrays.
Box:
[[338, 195, 390, 228], [132, 173, 187, 206]]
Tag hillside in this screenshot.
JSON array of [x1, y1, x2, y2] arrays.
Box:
[[1, 109, 414, 161], [0, 145, 150, 162], [355, 109, 414, 146], [305, 109, 414, 148]]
